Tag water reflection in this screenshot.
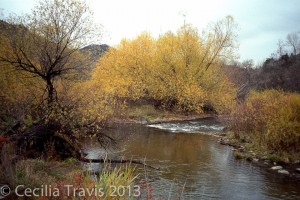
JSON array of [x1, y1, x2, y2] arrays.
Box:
[[82, 118, 300, 199]]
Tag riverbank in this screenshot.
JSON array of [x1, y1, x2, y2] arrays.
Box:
[[218, 132, 300, 178], [225, 90, 300, 179], [112, 104, 216, 125]]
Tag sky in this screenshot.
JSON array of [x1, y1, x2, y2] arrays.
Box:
[[1, 0, 299, 64]]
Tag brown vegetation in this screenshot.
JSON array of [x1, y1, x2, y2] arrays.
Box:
[[228, 90, 300, 160]]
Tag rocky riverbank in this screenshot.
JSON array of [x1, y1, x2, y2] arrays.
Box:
[[218, 134, 300, 179]]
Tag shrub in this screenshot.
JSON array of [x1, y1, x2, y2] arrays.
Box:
[[228, 89, 300, 157]]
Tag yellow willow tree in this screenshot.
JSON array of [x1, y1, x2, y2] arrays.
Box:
[[93, 33, 156, 100], [94, 16, 238, 113], [149, 26, 208, 111], [148, 16, 237, 112]]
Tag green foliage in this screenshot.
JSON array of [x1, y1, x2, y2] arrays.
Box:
[[266, 154, 281, 163], [95, 164, 138, 198], [229, 89, 300, 157]]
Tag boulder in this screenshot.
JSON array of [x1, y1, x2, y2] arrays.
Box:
[[271, 166, 283, 170], [264, 160, 271, 165], [278, 169, 289, 175]]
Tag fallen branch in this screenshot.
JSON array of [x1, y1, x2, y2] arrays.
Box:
[[79, 157, 160, 170]]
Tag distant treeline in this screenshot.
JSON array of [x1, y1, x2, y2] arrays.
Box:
[[223, 31, 300, 99], [224, 54, 300, 100]]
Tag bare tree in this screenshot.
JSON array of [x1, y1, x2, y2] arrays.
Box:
[[286, 32, 300, 55], [0, 0, 101, 106], [196, 15, 238, 76], [276, 39, 286, 57]]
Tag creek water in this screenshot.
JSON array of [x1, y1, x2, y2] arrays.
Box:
[[82, 118, 300, 199]]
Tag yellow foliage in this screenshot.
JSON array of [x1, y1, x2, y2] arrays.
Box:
[[229, 89, 300, 154], [0, 63, 43, 128], [0, 16, 238, 134], [48, 78, 125, 132], [93, 18, 237, 114], [93, 33, 155, 100]]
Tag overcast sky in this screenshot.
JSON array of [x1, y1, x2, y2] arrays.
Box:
[[1, 0, 299, 63]]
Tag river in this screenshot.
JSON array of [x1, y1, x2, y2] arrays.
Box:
[[82, 117, 300, 199]]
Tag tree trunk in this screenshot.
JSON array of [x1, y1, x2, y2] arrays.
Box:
[[46, 78, 54, 106]]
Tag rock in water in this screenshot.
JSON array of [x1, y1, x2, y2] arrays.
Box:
[[271, 166, 283, 170], [278, 169, 289, 175]]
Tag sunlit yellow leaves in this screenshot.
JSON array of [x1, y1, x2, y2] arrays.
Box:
[[56, 79, 121, 128], [93, 17, 238, 114], [0, 62, 43, 128], [93, 33, 155, 100], [229, 90, 300, 154]]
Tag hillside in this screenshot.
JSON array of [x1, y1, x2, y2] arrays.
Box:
[[80, 44, 110, 62], [1, 19, 109, 63], [223, 54, 300, 100], [255, 54, 300, 92]]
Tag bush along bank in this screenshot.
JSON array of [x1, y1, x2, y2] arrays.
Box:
[[222, 89, 300, 177]]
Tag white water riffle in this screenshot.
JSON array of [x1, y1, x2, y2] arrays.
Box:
[[147, 120, 224, 133]]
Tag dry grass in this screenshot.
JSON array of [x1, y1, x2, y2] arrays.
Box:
[[0, 149, 139, 200]]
